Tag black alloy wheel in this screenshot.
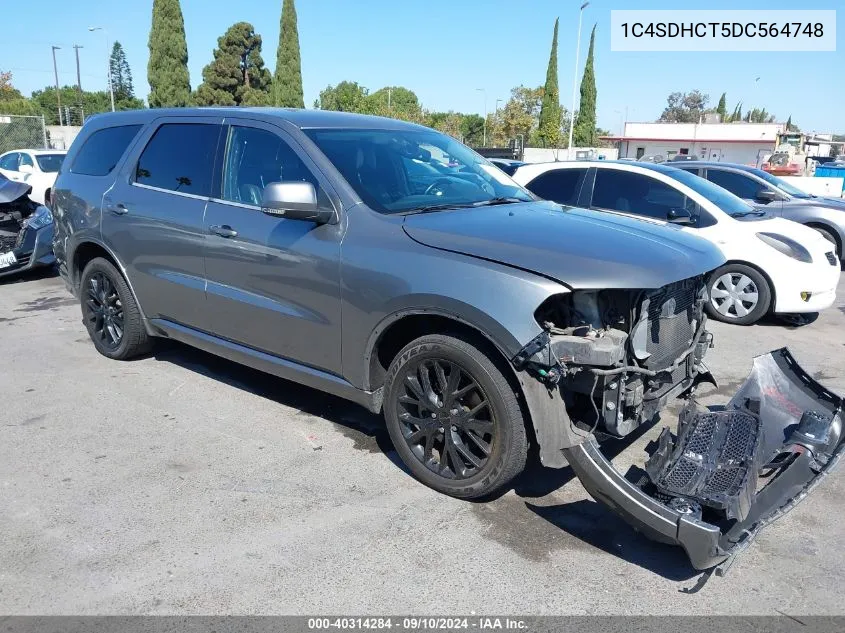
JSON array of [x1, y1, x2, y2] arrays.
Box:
[[85, 271, 124, 350]]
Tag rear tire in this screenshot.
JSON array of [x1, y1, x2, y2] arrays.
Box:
[[705, 263, 771, 325], [80, 257, 151, 360], [383, 334, 528, 499]]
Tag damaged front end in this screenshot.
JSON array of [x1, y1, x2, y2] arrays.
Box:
[[514, 279, 844, 571], [0, 177, 55, 278]]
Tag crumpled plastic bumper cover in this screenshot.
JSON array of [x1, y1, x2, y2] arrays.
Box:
[[562, 348, 844, 572]]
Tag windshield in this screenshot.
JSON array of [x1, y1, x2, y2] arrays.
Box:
[[656, 166, 761, 217], [304, 128, 533, 214], [35, 154, 65, 173], [752, 167, 811, 198]]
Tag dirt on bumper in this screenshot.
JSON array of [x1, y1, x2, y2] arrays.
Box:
[[564, 348, 844, 572]]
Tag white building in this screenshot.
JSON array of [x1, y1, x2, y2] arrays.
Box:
[[605, 121, 786, 166]]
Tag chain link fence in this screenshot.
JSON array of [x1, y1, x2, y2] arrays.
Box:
[[0, 114, 48, 154]]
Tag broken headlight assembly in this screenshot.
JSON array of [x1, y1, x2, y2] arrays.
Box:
[[22, 206, 53, 231]]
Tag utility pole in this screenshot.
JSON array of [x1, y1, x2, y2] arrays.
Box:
[[387, 87, 392, 112], [51, 46, 63, 126], [475, 88, 487, 147], [88, 27, 115, 111], [568, 2, 590, 154], [73, 44, 83, 126]]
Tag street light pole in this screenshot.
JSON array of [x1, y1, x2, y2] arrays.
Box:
[[51, 46, 63, 126], [567, 2, 589, 155], [476, 88, 487, 146], [89, 26, 115, 112]]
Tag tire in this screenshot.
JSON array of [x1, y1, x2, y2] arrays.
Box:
[[80, 257, 151, 360], [705, 263, 771, 325], [383, 334, 528, 499]]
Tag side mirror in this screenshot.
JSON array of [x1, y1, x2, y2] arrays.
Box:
[[755, 189, 778, 204], [667, 207, 693, 224], [260, 181, 333, 224], [18, 163, 33, 174]]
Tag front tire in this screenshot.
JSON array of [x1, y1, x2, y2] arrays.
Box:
[[80, 257, 151, 359], [705, 263, 771, 325], [383, 334, 528, 499]]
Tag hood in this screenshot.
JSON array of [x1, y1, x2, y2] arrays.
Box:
[[402, 201, 725, 289], [0, 177, 31, 205], [782, 195, 845, 211]]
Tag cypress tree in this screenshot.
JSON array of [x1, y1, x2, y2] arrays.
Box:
[[147, 0, 191, 107], [274, 0, 304, 108], [537, 18, 562, 148], [573, 25, 597, 147], [716, 93, 727, 121]]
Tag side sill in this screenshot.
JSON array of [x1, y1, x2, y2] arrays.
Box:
[[149, 318, 381, 413]]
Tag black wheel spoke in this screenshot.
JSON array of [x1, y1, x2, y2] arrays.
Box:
[[395, 356, 496, 482], [85, 271, 124, 351]]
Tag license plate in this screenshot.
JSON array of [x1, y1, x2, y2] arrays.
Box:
[[0, 251, 17, 269]]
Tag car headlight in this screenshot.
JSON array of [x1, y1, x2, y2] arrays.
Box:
[[756, 232, 813, 263], [23, 206, 53, 230]]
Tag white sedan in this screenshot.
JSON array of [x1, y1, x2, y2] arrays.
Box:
[[512, 160, 841, 325], [0, 148, 67, 205]]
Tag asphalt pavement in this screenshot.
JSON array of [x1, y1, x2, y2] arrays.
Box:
[[2, 269, 844, 615]]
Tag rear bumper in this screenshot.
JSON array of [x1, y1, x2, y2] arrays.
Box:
[[563, 348, 844, 572], [0, 223, 55, 279]]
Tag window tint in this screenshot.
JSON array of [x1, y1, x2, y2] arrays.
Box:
[[35, 154, 65, 173], [221, 126, 317, 205], [71, 125, 142, 176], [706, 169, 764, 200], [18, 153, 33, 167], [136, 123, 221, 197], [526, 168, 586, 206], [0, 153, 19, 170], [592, 169, 692, 220]]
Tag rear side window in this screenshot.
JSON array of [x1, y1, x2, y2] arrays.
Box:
[[71, 124, 142, 176], [135, 123, 221, 197], [526, 168, 587, 206], [592, 169, 692, 220]]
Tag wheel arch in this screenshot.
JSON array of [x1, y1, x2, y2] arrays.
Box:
[[805, 221, 843, 258]]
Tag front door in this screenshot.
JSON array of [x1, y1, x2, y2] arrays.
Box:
[[202, 120, 343, 375], [104, 117, 223, 330]]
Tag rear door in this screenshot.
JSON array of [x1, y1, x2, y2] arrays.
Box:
[[202, 118, 343, 374], [103, 116, 223, 331]]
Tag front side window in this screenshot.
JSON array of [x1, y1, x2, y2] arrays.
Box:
[[592, 169, 693, 220], [304, 128, 532, 214], [71, 124, 142, 176], [221, 126, 318, 206], [526, 168, 587, 206], [35, 154, 65, 173], [706, 169, 764, 200], [0, 153, 20, 171], [136, 123, 221, 197]]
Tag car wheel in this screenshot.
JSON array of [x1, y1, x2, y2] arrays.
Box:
[[383, 334, 528, 499], [705, 264, 771, 325], [80, 257, 151, 360]]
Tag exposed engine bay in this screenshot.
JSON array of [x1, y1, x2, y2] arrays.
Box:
[[0, 181, 37, 256], [513, 278, 845, 573], [517, 275, 713, 438]]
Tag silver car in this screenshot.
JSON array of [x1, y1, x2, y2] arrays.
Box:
[[677, 161, 845, 260], [52, 109, 845, 572]]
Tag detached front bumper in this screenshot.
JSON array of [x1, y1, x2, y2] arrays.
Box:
[[563, 348, 844, 572], [0, 223, 55, 279]]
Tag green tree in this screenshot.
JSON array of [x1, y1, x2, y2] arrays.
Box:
[[729, 102, 742, 122], [573, 25, 597, 147], [314, 81, 368, 111], [431, 111, 463, 140], [716, 92, 727, 121], [659, 90, 709, 123], [274, 0, 304, 108], [367, 86, 419, 115], [538, 18, 562, 148], [0, 71, 40, 116], [148, 0, 192, 107], [500, 85, 544, 145], [194, 22, 272, 106], [785, 115, 800, 132], [109, 42, 135, 102], [460, 114, 485, 146]]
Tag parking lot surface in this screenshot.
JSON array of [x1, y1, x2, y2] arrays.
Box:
[[2, 270, 845, 615]]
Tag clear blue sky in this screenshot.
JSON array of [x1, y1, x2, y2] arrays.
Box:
[[4, 0, 842, 132]]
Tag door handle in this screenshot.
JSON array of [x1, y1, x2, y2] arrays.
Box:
[[110, 203, 129, 215], [210, 224, 238, 238]]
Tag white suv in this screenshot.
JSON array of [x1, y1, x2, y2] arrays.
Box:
[[0, 148, 67, 205]]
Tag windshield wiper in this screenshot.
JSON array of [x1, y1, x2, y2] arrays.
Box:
[[471, 197, 527, 207], [731, 210, 767, 218], [400, 203, 471, 215]]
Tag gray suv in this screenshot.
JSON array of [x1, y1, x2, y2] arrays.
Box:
[[53, 109, 845, 572]]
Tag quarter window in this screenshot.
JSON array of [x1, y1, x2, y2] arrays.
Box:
[[592, 169, 693, 220], [71, 125, 142, 176], [705, 169, 764, 200], [136, 123, 221, 197], [525, 168, 587, 206], [18, 153, 33, 168], [221, 126, 318, 206]]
